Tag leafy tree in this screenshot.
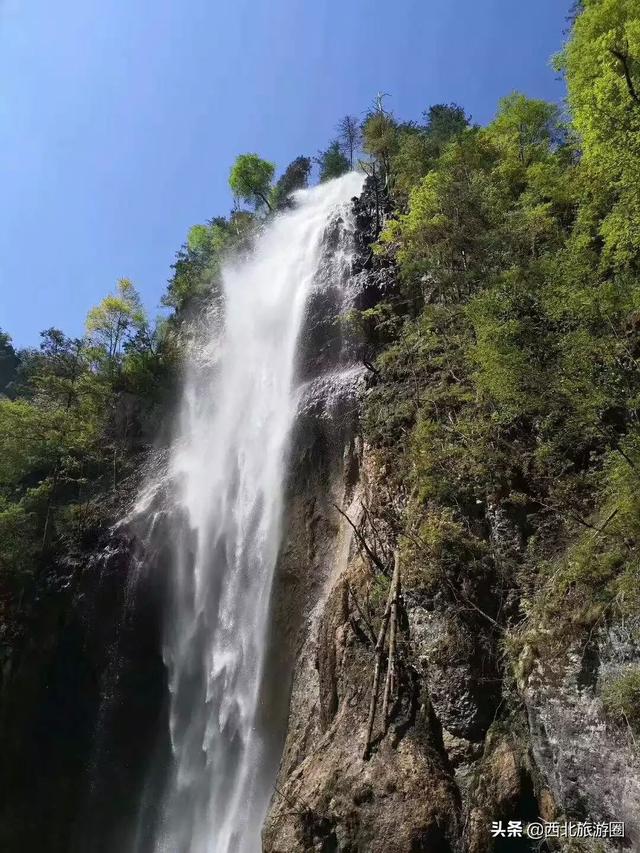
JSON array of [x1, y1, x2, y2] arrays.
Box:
[[379, 129, 500, 300], [424, 103, 470, 149], [316, 140, 350, 182], [15, 328, 87, 412], [362, 105, 399, 180], [122, 317, 176, 402], [187, 217, 227, 254], [229, 153, 276, 211], [558, 0, 640, 268], [86, 278, 146, 362], [486, 92, 562, 167], [389, 106, 470, 203], [163, 214, 256, 313], [390, 131, 434, 201], [271, 156, 312, 209], [0, 330, 19, 397]]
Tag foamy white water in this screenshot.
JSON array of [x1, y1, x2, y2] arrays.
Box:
[[150, 172, 363, 853]]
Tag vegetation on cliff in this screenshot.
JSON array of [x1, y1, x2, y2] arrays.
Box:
[[358, 0, 640, 733]]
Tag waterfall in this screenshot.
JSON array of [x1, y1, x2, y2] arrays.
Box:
[[143, 172, 364, 853]]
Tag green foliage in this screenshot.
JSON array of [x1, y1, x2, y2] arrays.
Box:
[[424, 103, 470, 148], [362, 110, 399, 177], [86, 278, 146, 362], [364, 13, 640, 666], [485, 92, 562, 166], [379, 129, 500, 299], [271, 156, 312, 209], [317, 140, 350, 182], [162, 215, 255, 313], [0, 399, 80, 485], [0, 497, 38, 577], [0, 330, 19, 396], [558, 0, 640, 267], [389, 105, 470, 202], [601, 668, 640, 731], [0, 280, 174, 592], [229, 153, 276, 211], [390, 131, 434, 201]]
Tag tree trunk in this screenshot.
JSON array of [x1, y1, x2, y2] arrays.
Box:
[[363, 551, 400, 759], [381, 554, 400, 728]]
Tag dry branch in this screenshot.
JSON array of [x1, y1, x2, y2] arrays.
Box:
[[381, 554, 401, 728], [333, 502, 388, 575], [347, 581, 377, 645], [363, 551, 400, 759]]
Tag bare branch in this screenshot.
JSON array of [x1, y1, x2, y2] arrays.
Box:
[[381, 556, 401, 729], [347, 581, 377, 645], [333, 503, 389, 575], [363, 552, 400, 759]]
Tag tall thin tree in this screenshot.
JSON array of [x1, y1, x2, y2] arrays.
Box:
[[336, 115, 362, 168]]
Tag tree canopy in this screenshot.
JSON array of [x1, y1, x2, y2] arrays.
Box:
[[271, 156, 312, 209], [316, 140, 350, 182], [86, 278, 146, 362], [229, 153, 276, 211]]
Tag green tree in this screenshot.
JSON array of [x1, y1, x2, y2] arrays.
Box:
[[379, 129, 500, 301], [486, 92, 562, 167], [390, 106, 470, 202], [362, 104, 399, 180], [423, 103, 470, 149], [271, 156, 312, 209], [229, 153, 276, 211], [316, 140, 350, 182], [0, 330, 19, 397], [558, 0, 640, 268], [163, 214, 257, 313], [86, 278, 146, 362]]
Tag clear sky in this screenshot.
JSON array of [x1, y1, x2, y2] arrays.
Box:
[[0, 0, 571, 347]]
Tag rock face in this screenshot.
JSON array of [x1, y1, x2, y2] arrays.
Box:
[[522, 630, 640, 850], [264, 447, 462, 853], [263, 179, 640, 853], [263, 179, 481, 852], [262, 435, 547, 853]]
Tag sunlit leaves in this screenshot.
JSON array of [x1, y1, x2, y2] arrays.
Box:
[[229, 153, 276, 211]]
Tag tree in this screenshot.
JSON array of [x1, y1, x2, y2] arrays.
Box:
[[362, 106, 399, 181], [379, 129, 499, 300], [17, 328, 85, 409], [229, 153, 276, 211], [487, 92, 561, 167], [86, 278, 146, 362], [424, 103, 470, 149], [0, 330, 19, 397], [163, 214, 257, 312], [316, 140, 350, 182], [336, 115, 361, 168], [558, 0, 640, 268], [271, 156, 312, 209]]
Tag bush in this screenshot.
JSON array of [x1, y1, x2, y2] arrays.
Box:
[[601, 669, 640, 732]]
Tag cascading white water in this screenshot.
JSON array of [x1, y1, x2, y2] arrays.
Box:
[[151, 172, 364, 853]]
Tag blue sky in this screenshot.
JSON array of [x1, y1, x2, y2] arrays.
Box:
[[0, 0, 571, 347]]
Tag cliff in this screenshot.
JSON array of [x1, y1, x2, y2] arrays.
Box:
[[263, 178, 640, 853]]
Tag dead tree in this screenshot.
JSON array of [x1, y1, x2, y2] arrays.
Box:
[[362, 551, 401, 759], [381, 555, 400, 727]]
